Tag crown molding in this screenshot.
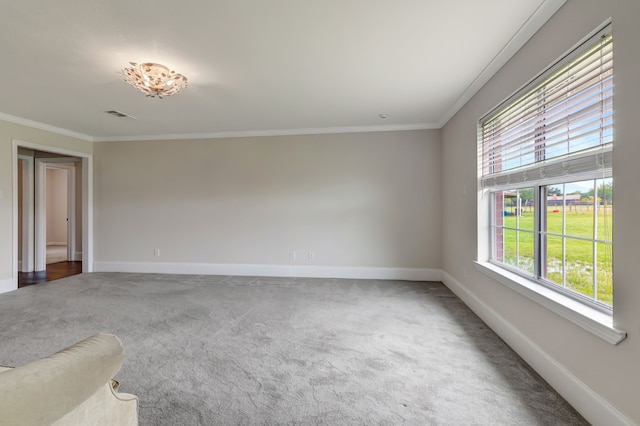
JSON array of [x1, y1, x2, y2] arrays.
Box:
[[91, 123, 439, 142], [0, 112, 94, 142], [0, 110, 436, 143]]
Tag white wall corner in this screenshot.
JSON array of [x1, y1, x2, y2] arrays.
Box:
[[0, 277, 17, 295], [441, 271, 634, 426], [92, 261, 442, 282]]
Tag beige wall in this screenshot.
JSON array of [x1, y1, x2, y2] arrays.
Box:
[[441, 0, 640, 422], [94, 130, 441, 269], [0, 120, 91, 280]]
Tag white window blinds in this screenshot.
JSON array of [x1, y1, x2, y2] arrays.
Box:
[[481, 25, 613, 189]]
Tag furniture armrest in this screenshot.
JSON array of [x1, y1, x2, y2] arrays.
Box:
[[52, 381, 138, 426], [0, 333, 129, 426]]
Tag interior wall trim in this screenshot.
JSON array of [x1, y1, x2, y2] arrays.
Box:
[[441, 271, 634, 426], [93, 261, 442, 282], [0, 278, 15, 295]]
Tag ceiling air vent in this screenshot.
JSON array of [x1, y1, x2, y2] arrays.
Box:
[[105, 110, 135, 119]]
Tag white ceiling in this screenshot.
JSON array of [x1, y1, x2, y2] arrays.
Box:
[[0, 0, 564, 142]]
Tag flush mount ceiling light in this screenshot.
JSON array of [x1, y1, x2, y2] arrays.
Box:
[[122, 62, 188, 98]]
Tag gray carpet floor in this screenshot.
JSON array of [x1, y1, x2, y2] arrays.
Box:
[[0, 273, 588, 425]]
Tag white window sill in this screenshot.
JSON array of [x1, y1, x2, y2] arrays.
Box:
[[474, 261, 627, 345]]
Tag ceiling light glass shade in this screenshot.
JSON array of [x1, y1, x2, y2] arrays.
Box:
[[122, 62, 188, 98]]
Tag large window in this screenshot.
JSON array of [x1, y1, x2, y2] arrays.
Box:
[[480, 25, 613, 310]]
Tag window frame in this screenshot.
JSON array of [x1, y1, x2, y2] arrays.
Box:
[[475, 20, 626, 344], [487, 176, 613, 313]]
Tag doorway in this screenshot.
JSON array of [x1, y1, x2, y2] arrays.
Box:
[[12, 140, 93, 290]]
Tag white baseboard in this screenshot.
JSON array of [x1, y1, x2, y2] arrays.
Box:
[[93, 261, 442, 281], [441, 271, 633, 426], [0, 277, 17, 295]]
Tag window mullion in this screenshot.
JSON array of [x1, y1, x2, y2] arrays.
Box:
[[593, 180, 599, 300], [515, 192, 519, 269], [562, 184, 567, 289], [535, 185, 544, 279]]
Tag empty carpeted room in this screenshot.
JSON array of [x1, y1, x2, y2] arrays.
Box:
[[1, 1, 639, 425]]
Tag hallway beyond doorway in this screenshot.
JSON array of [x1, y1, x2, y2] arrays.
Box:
[[47, 244, 67, 264], [18, 262, 82, 288]]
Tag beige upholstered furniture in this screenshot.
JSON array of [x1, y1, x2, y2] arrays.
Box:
[[0, 333, 138, 426]]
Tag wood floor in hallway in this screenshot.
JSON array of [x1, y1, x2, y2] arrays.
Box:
[[18, 262, 82, 288]]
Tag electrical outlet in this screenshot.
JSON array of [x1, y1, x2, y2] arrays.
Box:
[[154, 248, 160, 257], [289, 250, 297, 261], [308, 251, 315, 260]]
